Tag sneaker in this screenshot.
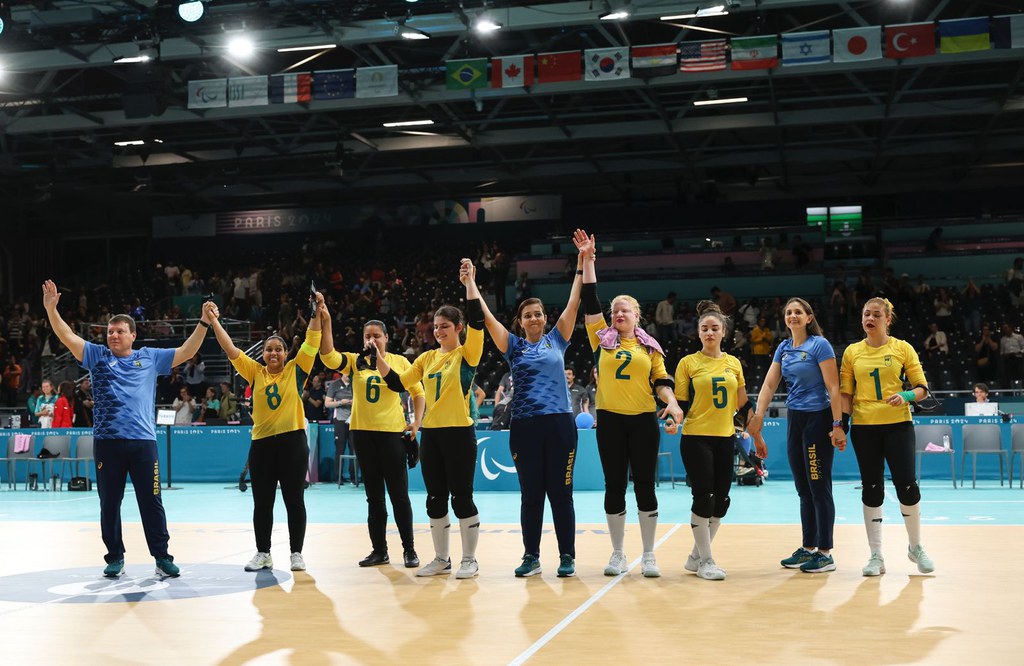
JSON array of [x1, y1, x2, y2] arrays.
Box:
[[103, 559, 125, 578], [455, 556, 479, 579], [862, 552, 886, 577], [403, 549, 420, 569], [908, 545, 935, 574], [244, 552, 273, 572], [800, 552, 836, 573], [684, 552, 700, 573], [290, 552, 306, 571], [604, 550, 628, 576], [641, 552, 661, 578], [359, 551, 389, 567], [416, 557, 452, 577], [696, 558, 726, 581], [155, 556, 180, 578], [781, 547, 816, 569], [515, 555, 542, 578], [557, 554, 576, 578]]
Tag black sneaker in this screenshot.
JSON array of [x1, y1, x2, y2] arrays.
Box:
[[403, 549, 420, 568], [359, 551, 389, 567]]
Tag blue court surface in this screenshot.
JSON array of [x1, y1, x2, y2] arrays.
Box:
[[1, 480, 1021, 526]]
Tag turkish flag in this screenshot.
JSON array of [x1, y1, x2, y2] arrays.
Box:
[[884, 23, 936, 59], [537, 51, 582, 83]]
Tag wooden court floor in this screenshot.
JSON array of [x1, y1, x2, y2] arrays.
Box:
[[1, 521, 1021, 665]]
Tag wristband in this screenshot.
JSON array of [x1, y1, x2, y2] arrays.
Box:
[[898, 390, 916, 403], [832, 420, 843, 428], [576, 270, 584, 275], [198, 320, 210, 329]]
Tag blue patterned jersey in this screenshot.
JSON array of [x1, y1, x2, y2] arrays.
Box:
[[81, 342, 176, 441], [503, 330, 572, 421]]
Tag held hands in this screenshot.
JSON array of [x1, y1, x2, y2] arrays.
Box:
[[42, 280, 61, 311], [752, 432, 768, 459], [830, 427, 847, 451], [201, 300, 220, 324], [659, 404, 685, 435], [313, 291, 328, 321], [573, 229, 596, 260], [459, 258, 476, 285]]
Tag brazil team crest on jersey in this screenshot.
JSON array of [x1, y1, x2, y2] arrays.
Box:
[[134, 360, 143, 368], [884, 355, 892, 367], [800, 351, 808, 361]]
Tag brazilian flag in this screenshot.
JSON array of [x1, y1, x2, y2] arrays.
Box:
[[446, 58, 488, 90]]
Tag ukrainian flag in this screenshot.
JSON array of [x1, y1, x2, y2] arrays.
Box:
[[939, 17, 990, 53]]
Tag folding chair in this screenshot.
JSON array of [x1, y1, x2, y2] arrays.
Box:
[[913, 424, 956, 489], [961, 424, 1007, 489]]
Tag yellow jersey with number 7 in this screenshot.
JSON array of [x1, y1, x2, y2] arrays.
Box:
[[397, 325, 483, 428], [840, 337, 927, 425]]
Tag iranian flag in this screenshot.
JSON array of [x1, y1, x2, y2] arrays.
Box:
[[730, 36, 778, 70], [492, 55, 534, 88], [833, 27, 882, 62]]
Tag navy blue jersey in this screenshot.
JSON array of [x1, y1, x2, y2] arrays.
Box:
[[503, 330, 572, 421]]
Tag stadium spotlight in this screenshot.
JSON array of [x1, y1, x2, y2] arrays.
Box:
[[178, 1, 205, 23], [227, 35, 255, 58]]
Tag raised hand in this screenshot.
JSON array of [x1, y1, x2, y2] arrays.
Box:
[[573, 229, 596, 260], [459, 258, 476, 285], [42, 280, 61, 311], [201, 300, 219, 323]]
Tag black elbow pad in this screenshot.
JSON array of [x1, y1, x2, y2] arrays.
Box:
[[382, 369, 405, 393], [581, 283, 602, 315], [466, 299, 484, 328]]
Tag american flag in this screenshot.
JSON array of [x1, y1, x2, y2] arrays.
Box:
[[679, 39, 727, 72]]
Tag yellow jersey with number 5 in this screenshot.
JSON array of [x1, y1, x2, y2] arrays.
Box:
[[230, 330, 321, 441], [840, 337, 927, 425], [586, 320, 671, 416], [321, 350, 424, 432], [674, 352, 745, 437]]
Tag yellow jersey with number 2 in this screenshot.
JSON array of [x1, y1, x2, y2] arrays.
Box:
[[586, 320, 671, 416]]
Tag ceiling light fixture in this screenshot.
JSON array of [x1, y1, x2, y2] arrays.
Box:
[[398, 25, 431, 40], [277, 44, 337, 53], [114, 139, 147, 146], [661, 3, 730, 20], [114, 47, 158, 64], [474, 19, 503, 33], [177, 1, 205, 23], [227, 35, 255, 58], [599, 10, 630, 21], [382, 119, 435, 127], [693, 96, 748, 106]]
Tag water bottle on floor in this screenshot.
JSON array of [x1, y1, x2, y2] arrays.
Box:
[[942, 433, 951, 450]]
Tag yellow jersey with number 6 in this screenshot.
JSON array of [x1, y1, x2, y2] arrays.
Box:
[[840, 337, 927, 425], [321, 350, 424, 432], [674, 352, 745, 437]]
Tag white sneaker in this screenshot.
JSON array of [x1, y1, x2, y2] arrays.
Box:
[[416, 557, 452, 577], [862, 552, 886, 577], [697, 558, 726, 581], [908, 545, 935, 574], [244, 552, 273, 572], [604, 550, 628, 576], [455, 556, 479, 579], [290, 552, 306, 571], [684, 552, 700, 573], [641, 552, 661, 578]]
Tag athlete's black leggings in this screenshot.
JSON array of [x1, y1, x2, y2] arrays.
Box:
[[595, 410, 660, 514], [420, 426, 479, 520], [351, 430, 415, 553], [248, 429, 308, 553], [680, 434, 734, 519], [850, 421, 921, 508]]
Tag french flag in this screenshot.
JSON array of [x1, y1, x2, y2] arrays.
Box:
[[269, 72, 312, 103]]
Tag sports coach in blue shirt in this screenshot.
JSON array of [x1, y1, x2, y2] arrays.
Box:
[[43, 280, 217, 579]]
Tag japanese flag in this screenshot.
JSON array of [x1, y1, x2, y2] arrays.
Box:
[[833, 27, 882, 62]]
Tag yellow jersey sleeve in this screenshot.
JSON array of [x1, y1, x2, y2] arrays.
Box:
[[593, 336, 658, 415], [586, 319, 607, 351], [674, 356, 692, 403], [840, 345, 855, 396], [297, 329, 321, 374], [320, 349, 346, 371], [680, 353, 744, 437], [463, 325, 484, 367], [229, 352, 259, 386], [844, 338, 923, 425], [650, 351, 670, 383]]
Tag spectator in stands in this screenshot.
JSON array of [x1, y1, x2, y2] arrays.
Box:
[[183, 353, 205, 399], [738, 298, 760, 331], [52, 380, 76, 428], [973, 382, 991, 403], [932, 288, 954, 334], [792, 235, 811, 269], [198, 386, 220, 422], [515, 271, 532, 305], [172, 386, 196, 425], [830, 282, 848, 343], [750, 316, 774, 373], [3, 354, 21, 407], [565, 366, 587, 418], [655, 292, 677, 343], [677, 307, 697, 340], [998, 323, 1024, 388], [925, 226, 944, 254], [923, 322, 949, 361], [75, 377, 94, 426], [157, 367, 185, 405], [470, 382, 486, 425], [749, 297, 844, 574], [25, 385, 41, 427], [492, 249, 510, 311], [34, 379, 57, 428], [302, 373, 327, 422], [961, 278, 983, 337], [854, 270, 874, 311], [579, 230, 684, 580], [710, 286, 736, 317], [324, 372, 355, 484], [721, 256, 737, 273], [974, 324, 998, 383], [759, 238, 778, 271], [1008, 256, 1024, 284], [217, 382, 238, 420]]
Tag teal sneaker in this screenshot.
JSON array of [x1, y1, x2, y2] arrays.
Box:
[[155, 556, 180, 578], [908, 545, 935, 574], [515, 555, 542, 578], [799, 552, 836, 573], [781, 547, 815, 569], [556, 554, 576, 578], [103, 559, 125, 578]]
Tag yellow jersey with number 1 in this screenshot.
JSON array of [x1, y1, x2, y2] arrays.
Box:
[[674, 352, 745, 437], [230, 330, 321, 441], [320, 350, 424, 432], [840, 337, 927, 425]]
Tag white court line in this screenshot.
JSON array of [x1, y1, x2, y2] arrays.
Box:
[[508, 522, 684, 666], [0, 497, 96, 504], [926, 500, 1024, 504]]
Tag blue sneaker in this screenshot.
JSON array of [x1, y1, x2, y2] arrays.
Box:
[[515, 555, 542, 577], [103, 559, 124, 578], [155, 556, 180, 578], [557, 554, 576, 578], [799, 551, 836, 573], [781, 547, 815, 569]]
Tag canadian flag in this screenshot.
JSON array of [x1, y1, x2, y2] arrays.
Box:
[[492, 55, 534, 88], [885, 22, 936, 59]]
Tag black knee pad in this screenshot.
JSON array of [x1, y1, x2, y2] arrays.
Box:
[[896, 481, 921, 507], [451, 495, 477, 520], [861, 483, 884, 508], [604, 489, 627, 515], [634, 483, 657, 513], [713, 494, 731, 519], [691, 492, 714, 519], [426, 495, 448, 520]]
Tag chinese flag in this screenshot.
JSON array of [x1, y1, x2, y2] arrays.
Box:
[[884, 23, 936, 59], [537, 51, 582, 83]]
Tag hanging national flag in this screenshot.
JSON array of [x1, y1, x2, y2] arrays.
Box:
[[679, 39, 727, 72], [938, 17, 990, 53], [446, 58, 488, 90], [884, 23, 935, 59], [630, 44, 677, 78], [228, 76, 268, 107], [990, 15, 1024, 50], [356, 65, 398, 98], [187, 79, 227, 109], [730, 36, 779, 70], [584, 47, 630, 81], [781, 30, 831, 66], [491, 55, 534, 88], [311, 69, 355, 100], [537, 51, 582, 84], [833, 27, 882, 62], [269, 72, 312, 104]]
